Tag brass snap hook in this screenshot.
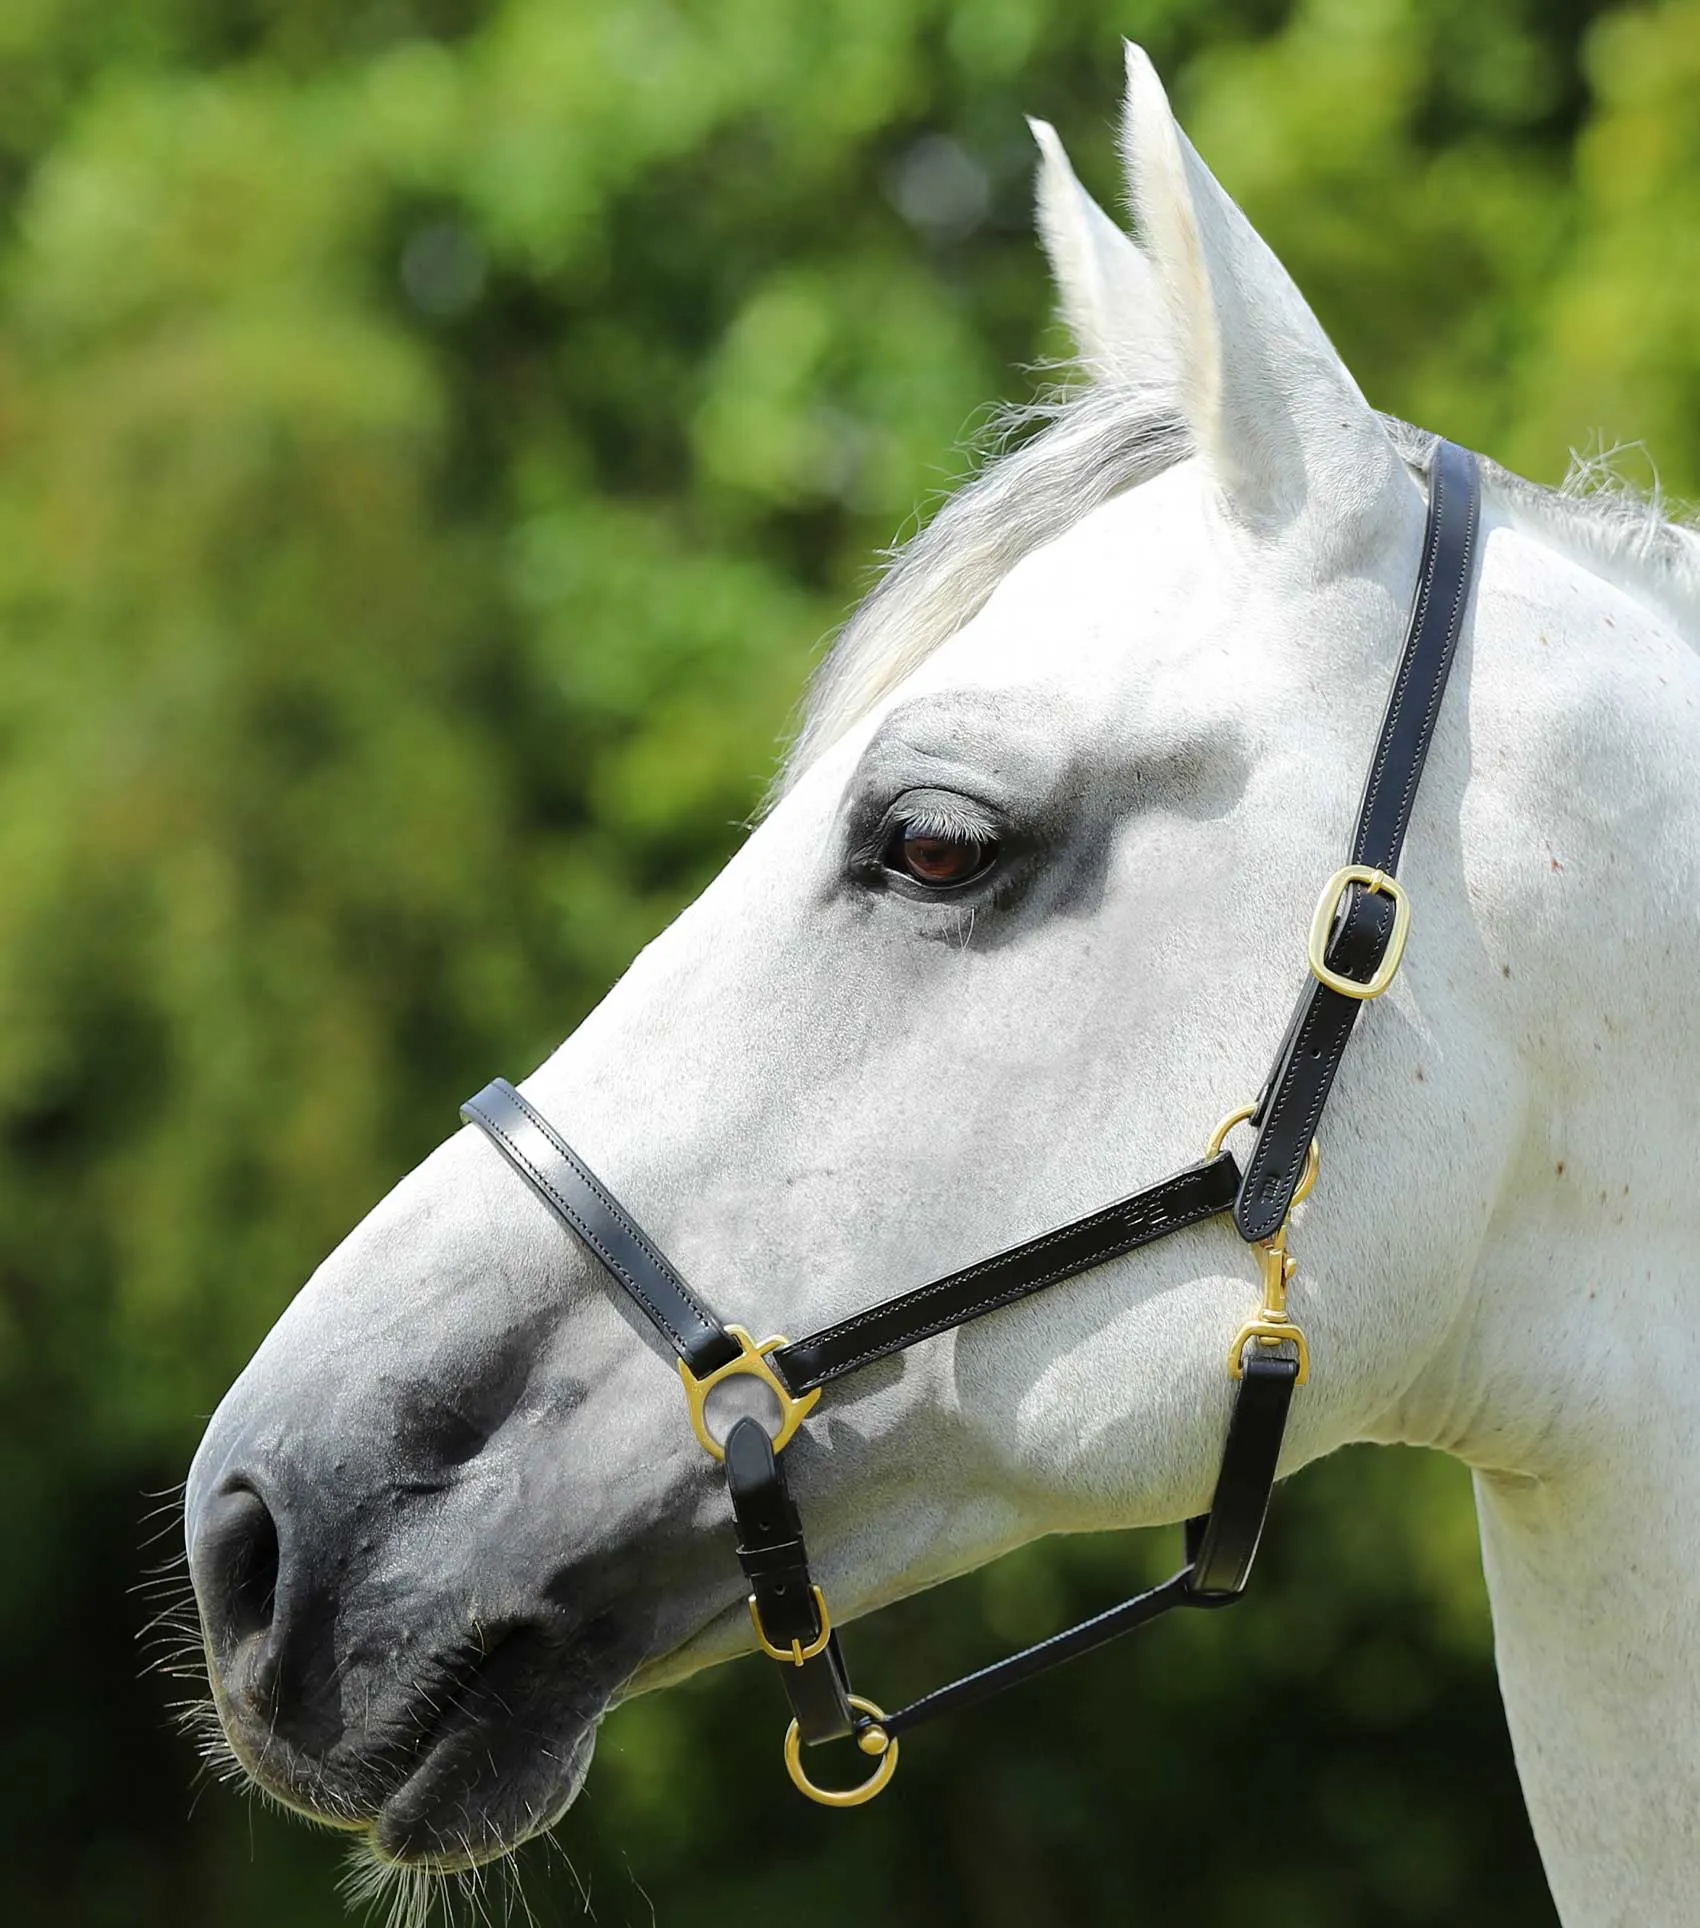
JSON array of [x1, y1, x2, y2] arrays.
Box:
[[1211, 1105, 1317, 1387]]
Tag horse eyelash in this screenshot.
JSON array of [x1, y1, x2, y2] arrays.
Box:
[[895, 810, 982, 843], [884, 793, 1001, 844]]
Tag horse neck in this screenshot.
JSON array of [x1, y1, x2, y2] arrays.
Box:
[[1467, 1120, 1694, 1924], [1377, 507, 1700, 1924]]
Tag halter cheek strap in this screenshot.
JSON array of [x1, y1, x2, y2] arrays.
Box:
[[1236, 438, 1480, 1241], [460, 437, 1482, 1809]]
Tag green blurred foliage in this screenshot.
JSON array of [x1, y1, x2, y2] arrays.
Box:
[[0, 0, 1694, 1921]]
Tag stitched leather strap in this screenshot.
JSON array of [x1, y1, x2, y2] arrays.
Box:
[[877, 1570, 1208, 1740], [874, 1350, 1295, 1740], [773, 1152, 1241, 1395], [463, 1070, 1242, 1392], [725, 1417, 856, 1743], [1183, 1350, 1298, 1594], [1235, 439, 1480, 1241], [461, 1078, 742, 1377]]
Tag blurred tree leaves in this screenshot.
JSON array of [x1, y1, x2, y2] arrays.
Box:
[[0, 1, 1693, 1922]]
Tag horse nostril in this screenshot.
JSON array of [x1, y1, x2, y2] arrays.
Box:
[[190, 1478, 349, 1756], [195, 1484, 282, 1650]]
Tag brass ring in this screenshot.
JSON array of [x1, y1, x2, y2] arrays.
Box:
[[1207, 1103, 1256, 1158], [1208, 1105, 1319, 1206], [677, 1324, 821, 1462], [783, 1697, 900, 1808]]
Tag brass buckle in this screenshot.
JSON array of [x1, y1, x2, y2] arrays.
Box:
[[784, 1697, 899, 1809], [749, 1585, 832, 1666], [677, 1324, 821, 1462], [1307, 865, 1410, 1000]]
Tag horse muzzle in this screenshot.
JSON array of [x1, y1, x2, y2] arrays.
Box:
[[185, 1385, 640, 1869]]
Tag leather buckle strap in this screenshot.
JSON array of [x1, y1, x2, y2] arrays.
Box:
[[460, 1078, 741, 1378], [1307, 866, 1409, 1000], [750, 1585, 833, 1666], [1235, 879, 1399, 1242], [1236, 438, 1480, 1243], [724, 1417, 857, 1746]]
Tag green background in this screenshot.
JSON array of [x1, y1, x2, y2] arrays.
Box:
[[3, 0, 1696, 1922]]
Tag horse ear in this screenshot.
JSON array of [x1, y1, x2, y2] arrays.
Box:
[[1118, 43, 1407, 534], [1029, 117, 1180, 392]]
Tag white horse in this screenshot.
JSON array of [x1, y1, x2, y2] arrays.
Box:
[[185, 45, 1700, 1926]]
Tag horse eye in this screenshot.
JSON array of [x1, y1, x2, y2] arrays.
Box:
[[885, 823, 999, 889]]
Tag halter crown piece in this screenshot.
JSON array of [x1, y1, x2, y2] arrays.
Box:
[[463, 439, 1482, 1807]]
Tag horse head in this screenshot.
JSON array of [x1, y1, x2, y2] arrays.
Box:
[[184, 44, 1700, 1922]]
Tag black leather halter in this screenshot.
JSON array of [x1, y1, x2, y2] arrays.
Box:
[[462, 438, 1482, 1807]]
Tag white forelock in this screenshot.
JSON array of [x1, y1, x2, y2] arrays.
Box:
[[778, 386, 1192, 793]]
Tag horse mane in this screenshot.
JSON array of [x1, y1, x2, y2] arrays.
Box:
[[1479, 439, 1700, 640], [777, 388, 1700, 796]]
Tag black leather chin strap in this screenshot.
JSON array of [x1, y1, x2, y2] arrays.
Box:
[[459, 436, 1483, 1798], [876, 1351, 1297, 1743]]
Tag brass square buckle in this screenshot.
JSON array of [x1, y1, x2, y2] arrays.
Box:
[[1307, 865, 1410, 1001], [678, 1324, 820, 1461]]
